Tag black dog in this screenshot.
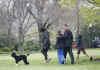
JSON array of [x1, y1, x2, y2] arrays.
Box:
[[90, 56, 93, 61], [90, 56, 100, 61], [11, 52, 29, 65]]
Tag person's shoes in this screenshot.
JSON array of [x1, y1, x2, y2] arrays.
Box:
[[71, 62, 74, 64], [64, 59, 66, 64], [61, 61, 64, 64], [76, 60, 79, 64], [45, 58, 51, 63]]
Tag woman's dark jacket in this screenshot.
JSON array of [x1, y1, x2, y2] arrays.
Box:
[[41, 30, 51, 50]]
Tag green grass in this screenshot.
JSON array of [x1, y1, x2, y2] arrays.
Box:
[[0, 49, 100, 70]]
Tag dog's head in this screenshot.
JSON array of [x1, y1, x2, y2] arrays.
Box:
[[11, 52, 17, 57]]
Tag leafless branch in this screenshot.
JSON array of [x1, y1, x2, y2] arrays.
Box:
[[28, 9, 37, 20], [43, 17, 50, 28]]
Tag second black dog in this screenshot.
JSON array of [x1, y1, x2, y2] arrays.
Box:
[[11, 52, 29, 65], [90, 56, 100, 61], [90, 56, 93, 61]]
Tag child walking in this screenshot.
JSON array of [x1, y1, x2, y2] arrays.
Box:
[[55, 31, 65, 64], [76, 34, 90, 60]]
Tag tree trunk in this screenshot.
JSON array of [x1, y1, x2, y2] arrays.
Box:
[[18, 23, 24, 51], [8, 23, 12, 48], [75, 0, 80, 37]]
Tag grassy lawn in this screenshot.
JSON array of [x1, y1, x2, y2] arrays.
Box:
[[0, 49, 100, 70]]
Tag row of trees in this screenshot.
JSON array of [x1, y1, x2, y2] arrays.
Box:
[[0, 0, 62, 52], [0, 0, 100, 52], [60, 0, 100, 47]]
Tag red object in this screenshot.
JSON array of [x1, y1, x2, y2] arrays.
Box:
[[72, 42, 76, 48], [72, 44, 76, 48]]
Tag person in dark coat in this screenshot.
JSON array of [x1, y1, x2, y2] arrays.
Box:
[[59, 24, 74, 64], [41, 29, 51, 63], [55, 30, 65, 64], [76, 34, 89, 60]]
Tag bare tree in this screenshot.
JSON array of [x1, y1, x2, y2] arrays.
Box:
[[8, 0, 31, 51], [5, 0, 63, 51], [26, 0, 60, 49], [7, 0, 16, 48], [74, 0, 80, 37]]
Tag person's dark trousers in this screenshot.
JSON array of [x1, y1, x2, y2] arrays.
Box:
[[63, 47, 74, 64], [41, 48, 48, 60]]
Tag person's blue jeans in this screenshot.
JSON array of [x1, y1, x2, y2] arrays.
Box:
[[57, 49, 64, 64]]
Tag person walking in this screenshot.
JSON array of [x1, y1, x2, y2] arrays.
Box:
[[41, 29, 51, 63], [54, 30, 65, 64], [76, 34, 90, 61], [59, 24, 74, 64]]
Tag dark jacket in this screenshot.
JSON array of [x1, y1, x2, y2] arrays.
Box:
[[76, 35, 83, 48], [55, 34, 65, 49], [64, 29, 73, 47], [59, 29, 73, 48], [41, 30, 51, 50]]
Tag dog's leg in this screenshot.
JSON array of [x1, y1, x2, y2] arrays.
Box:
[[23, 57, 29, 65], [16, 60, 19, 65]]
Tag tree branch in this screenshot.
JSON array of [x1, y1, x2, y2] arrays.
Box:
[[43, 17, 50, 28], [27, 4, 37, 20], [28, 9, 37, 20], [23, 15, 31, 30]]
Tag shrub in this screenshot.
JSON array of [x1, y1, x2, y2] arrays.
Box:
[[0, 47, 11, 52]]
